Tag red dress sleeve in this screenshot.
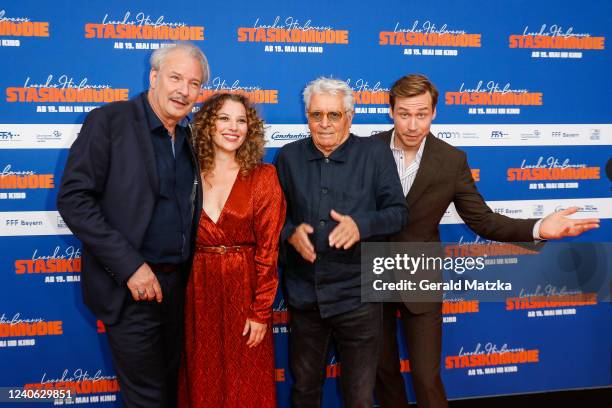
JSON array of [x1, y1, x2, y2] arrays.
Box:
[[248, 164, 287, 323]]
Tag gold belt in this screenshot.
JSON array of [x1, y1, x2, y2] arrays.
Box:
[[197, 245, 251, 254]]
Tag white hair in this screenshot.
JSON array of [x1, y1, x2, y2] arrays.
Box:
[[150, 42, 210, 84], [303, 77, 354, 112]]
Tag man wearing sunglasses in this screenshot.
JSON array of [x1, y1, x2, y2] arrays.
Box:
[[275, 77, 408, 408]]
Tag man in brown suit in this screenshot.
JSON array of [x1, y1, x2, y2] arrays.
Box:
[[373, 74, 600, 408]]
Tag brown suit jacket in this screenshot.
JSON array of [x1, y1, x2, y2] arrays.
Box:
[[377, 130, 537, 313]]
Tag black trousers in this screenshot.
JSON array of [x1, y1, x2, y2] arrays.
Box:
[[290, 302, 382, 408], [105, 267, 185, 408], [375, 302, 448, 408]]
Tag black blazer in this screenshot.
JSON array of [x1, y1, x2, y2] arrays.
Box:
[[57, 94, 202, 325], [376, 130, 536, 312]]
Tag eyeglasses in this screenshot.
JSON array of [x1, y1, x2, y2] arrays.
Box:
[[307, 110, 348, 123]]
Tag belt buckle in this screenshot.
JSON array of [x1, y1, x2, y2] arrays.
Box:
[[219, 245, 227, 254]]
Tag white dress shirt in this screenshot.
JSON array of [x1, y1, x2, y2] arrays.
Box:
[[388, 130, 542, 239]]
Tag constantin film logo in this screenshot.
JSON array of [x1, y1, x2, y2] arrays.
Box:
[[237, 15, 349, 54], [269, 130, 309, 142]]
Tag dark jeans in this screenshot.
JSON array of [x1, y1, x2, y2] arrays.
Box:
[[105, 267, 185, 408], [290, 302, 382, 408]]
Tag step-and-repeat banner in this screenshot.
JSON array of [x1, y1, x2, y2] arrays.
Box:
[[1, 1, 610, 406]]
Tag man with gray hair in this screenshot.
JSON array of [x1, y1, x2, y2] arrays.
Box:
[[275, 77, 408, 407], [58, 42, 209, 408]]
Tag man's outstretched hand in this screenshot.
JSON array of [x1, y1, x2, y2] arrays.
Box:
[[539, 206, 600, 239]]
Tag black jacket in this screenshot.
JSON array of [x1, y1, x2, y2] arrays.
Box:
[[57, 93, 202, 324]]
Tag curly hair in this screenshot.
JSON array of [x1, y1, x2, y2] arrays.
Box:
[[192, 93, 265, 177]]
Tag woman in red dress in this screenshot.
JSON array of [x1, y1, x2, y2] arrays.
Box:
[[179, 93, 286, 407]]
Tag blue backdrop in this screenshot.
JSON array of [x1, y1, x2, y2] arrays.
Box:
[[0, 1, 610, 406]]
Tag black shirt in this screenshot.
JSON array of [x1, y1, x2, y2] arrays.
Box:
[[140, 92, 196, 264], [275, 134, 408, 318]]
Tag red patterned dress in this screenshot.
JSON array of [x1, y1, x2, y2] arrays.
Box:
[[179, 164, 286, 407]]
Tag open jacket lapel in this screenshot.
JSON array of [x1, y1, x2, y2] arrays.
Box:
[[186, 123, 203, 223], [132, 96, 160, 196]]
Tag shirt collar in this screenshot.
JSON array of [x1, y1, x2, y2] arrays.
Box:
[[305, 133, 353, 162], [390, 129, 427, 163]]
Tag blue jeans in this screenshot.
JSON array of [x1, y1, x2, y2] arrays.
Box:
[[290, 302, 382, 408]]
